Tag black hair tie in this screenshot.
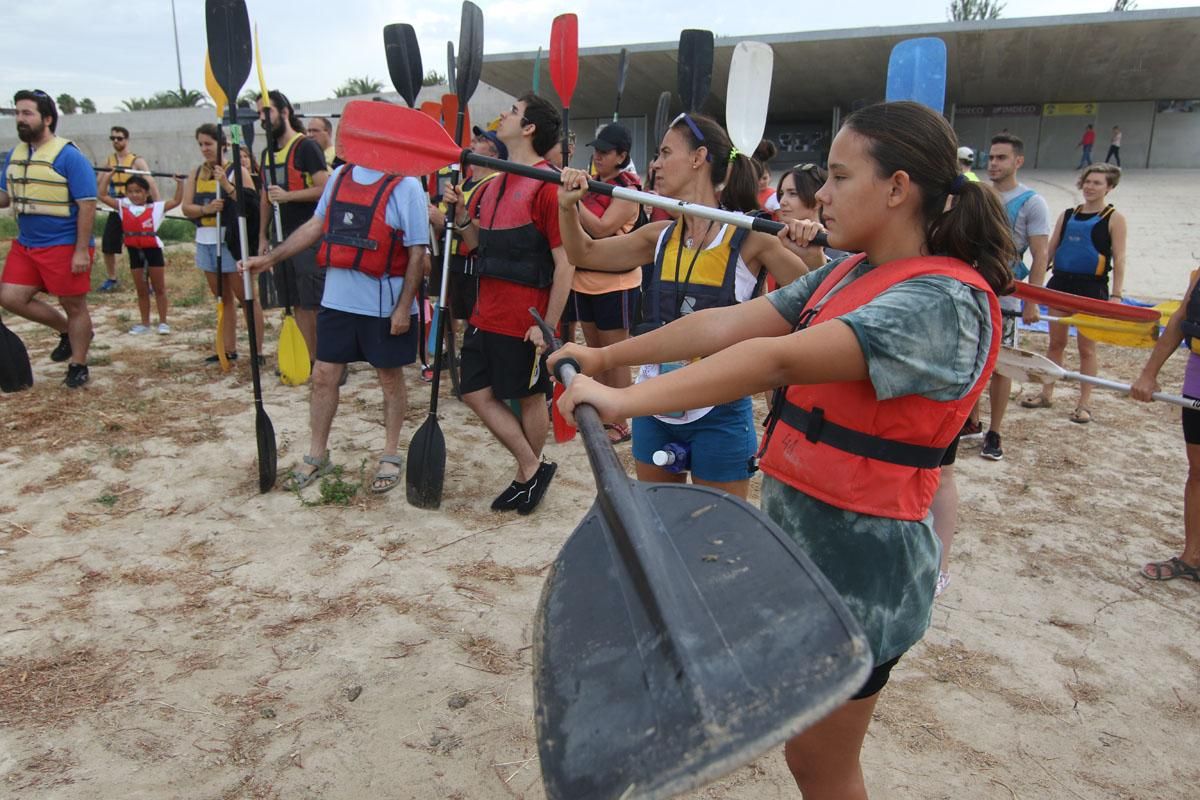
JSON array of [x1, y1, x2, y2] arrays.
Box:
[[948, 174, 967, 195]]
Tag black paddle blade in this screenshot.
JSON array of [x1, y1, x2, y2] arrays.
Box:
[[456, 2, 484, 104], [446, 41, 457, 91], [677, 29, 714, 113], [405, 414, 446, 509], [0, 318, 33, 393], [653, 90, 671, 149], [535, 483, 870, 800], [205, 0, 252, 104], [256, 406, 277, 493], [384, 23, 422, 108]]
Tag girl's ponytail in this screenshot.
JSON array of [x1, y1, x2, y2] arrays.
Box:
[[929, 180, 1014, 294]]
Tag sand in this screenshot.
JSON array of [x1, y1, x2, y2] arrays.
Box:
[[2, 232, 1198, 799]]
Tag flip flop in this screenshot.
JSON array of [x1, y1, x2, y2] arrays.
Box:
[[371, 454, 403, 494], [1070, 407, 1092, 424], [1141, 557, 1200, 582], [604, 422, 632, 445], [284, 452, 333, 491]]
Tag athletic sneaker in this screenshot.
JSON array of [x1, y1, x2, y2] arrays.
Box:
[[980, 430, 1003, 461], [50, 333, 72, 362], [157, 323, 171, 335], [129, 324, 150, 335], [64, 363, 89, 388], [98, 278, 117, 292], [517, 461, 558, 516], [958, 418, 984, 440], [491, 478, 530, 511]]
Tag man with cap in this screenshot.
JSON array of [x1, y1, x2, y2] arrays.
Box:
[[957, 146, 980, 182], [426, 121, 506, 375]]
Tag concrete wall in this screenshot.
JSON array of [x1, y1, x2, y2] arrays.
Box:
[[1149, 108, 1200, 167]]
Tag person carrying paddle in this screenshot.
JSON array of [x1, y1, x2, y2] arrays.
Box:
[[240, 160, 428, 493], [1021, 163, 1127, 424], [257, 90, 330, 359], [182, 123, 264, 363], [98, 126, 158, 293], [95, 173, 183, 335], [1131, 272, 1200, 585], [0, 90, 97, 389], [552, 101, 1011, 798], [442, 94, 571, 515], [554, 112, 810, 500]]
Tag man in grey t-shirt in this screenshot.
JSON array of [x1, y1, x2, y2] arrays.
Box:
[[976, 133, 1050, 461]]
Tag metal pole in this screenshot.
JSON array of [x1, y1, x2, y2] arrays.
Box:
[[170, 0, 185, 94]]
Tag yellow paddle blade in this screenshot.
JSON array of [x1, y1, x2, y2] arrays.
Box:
[[278, 313, 311, 386], [1057, 313, 1159, 348], [204, 53, 227, 121], [215, 301, 230, 371], [254, 23, 270, 99]]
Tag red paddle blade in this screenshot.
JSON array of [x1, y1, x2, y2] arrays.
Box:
[[1013, 282, 1159, 322], [549, 13, 578, 106], [439, 93, 471, 147], [552, 381, 577, 443], [339, 100, 460, 177]]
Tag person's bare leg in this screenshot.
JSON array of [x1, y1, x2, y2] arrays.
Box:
[[149, 267, 168, 324], [1182, 443, 1200, 566], [518, 392, 550, 465], [372, 365, 407, 489], [1040, 316, 1070, 404], [594, 325, 633, 437], [295, 307, 318, 359], [103, 251, 117, 281], [931, 464, 957, 573], [58, 295, 92, 364], [783, 694, 880, 800], [1077, 332, 1097, 411], [131, 269, 151, 326], [0, 282, 68, 333], [692, 476, 750, 500], [989, 374, 1012, 433], [306, 360, 342, 464], [635, 461, 688, 484], [463, 387, 540, 482]]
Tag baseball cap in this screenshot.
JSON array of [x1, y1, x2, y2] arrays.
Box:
[[471, 123, 508, 160], [957, 146, 975, 163], [587, 123, 632, 154]]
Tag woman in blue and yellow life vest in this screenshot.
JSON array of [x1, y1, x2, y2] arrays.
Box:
[[555, 112, 813, 500], [1022, 163, 1127, 423], [552, 101, 1013, 799], [182, 123, 263, 363]]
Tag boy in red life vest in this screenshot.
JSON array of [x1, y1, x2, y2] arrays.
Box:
[[444, 93, 573, 515], [96, 174, 183, 335], [240, 162, 429, 495]]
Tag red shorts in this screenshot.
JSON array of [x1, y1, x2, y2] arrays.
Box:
[[2, 242, 94, 297]]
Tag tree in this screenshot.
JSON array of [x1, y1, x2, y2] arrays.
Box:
[[948, 0, 1005, 20], [334, 77, 384, 98], [80, 98, 96, 114], [56, 93, 78, 114], [422, 70, 445, 87], [120, 89, 206, 111], [1112, 0, 1137, 9]]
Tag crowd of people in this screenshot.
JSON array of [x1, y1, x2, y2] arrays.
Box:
[[2, 85, 1196, 796]]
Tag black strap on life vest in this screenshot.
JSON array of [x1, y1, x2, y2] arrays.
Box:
[[774, 400, 946, 469]]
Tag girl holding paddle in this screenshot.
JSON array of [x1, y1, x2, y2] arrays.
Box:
[[552, 101, 1012, 798], [554, 112, 811, 500]]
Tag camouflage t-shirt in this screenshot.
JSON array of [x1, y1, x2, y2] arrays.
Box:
[[764, 257, 993, 663]]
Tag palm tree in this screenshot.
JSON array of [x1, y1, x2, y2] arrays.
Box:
[[948, 0, 1005, 20], [422, 70, 445, 87], [1113, 0, 1137, 9], [334, 76, 385, 98], [80, 98, 96, 114], [121, 89, 207, 111], [56, 94, 78, 114]]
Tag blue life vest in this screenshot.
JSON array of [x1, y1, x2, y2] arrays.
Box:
[[1004, 189, 1036, 280], [1052, 205, 1114, 278]]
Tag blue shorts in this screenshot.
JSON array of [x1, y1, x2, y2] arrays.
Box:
[[316, 307, 417, 369], [632, 396, 757, 483], [195, 242, 237, 273]]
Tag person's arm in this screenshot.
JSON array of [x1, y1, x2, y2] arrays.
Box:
[[557, 314, 865, 426], [0, 190, 8, 209], [257, 177, 272, 253], [163, 178, 185, 213], [742, 227, 812, 287], [1109, 211, 1127, 299], [240, 214, 323, 274], [73, 200, 96, 273], [1027, 212, 1063, 289], [97, 193, 119, 210], [181, 170, 222, 220], [96, 169, 112, 203], [1021, 232, 1051, 324], [577, 196, 638, 239], [527, 247, 575, 350], [1132, 272, 1197, 401], [0, 152, 10, 209], [133, 157, 159, 200], [390, 245, 428, 334], [557, 170, 661, 270]]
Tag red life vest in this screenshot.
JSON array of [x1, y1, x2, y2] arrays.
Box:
[[580, 170, 641, 219], [758, 254, 1001, 521], [474, 170, 556, 289], [121, 204, 158, 248], [316, 167, 409, 278]]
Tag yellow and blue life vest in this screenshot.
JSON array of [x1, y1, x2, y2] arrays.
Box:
[[5, 137, 74, 218]]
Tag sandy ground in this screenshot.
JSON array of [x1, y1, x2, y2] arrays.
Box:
[[2, 236, 1199, 800]]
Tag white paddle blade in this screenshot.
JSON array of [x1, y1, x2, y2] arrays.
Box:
[[725, 41, 773, 154], [995, 347, 1067, 385]]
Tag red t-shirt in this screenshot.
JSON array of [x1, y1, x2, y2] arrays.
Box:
[[469, 162, 563, 338], [1081, 129, 1096, 146]]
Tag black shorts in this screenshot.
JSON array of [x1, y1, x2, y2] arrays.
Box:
[[459, 327, 550, 399], [128, 247, 165, 269], [428, 269, 476, 321], [1046, 272, 1110, 302], [270, 246, 324, 310], [565, 288, 637, 331], [851, 655, 901, 700], [315, 307, 417, 369], [940, 434, 960, 466], [101, 212, 124, 254], [1183, 400, 1200, 445]]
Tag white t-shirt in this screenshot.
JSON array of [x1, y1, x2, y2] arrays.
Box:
[[119, 197, 167, 249]]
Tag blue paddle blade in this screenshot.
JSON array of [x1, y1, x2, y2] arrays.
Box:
[[886, 37, 947, 113]]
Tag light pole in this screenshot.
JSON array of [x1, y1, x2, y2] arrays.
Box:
[[171, 0, 185, 94]]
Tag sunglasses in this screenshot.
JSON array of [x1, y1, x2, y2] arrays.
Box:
[[671, 113, 712, 161], [110, 136, 126, 142]]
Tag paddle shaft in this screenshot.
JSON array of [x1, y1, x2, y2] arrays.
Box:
[[1041, 365, 1196, 409], [230, 123, 265, 389], [95, 166, 185, 179]]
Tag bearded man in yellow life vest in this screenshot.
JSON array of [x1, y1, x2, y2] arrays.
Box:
[[96, 125, 157, 292], [256, 90, 330, 359], [0, 90, 98, 388]]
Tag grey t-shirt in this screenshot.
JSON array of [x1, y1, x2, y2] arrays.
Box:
[[999, 183, 1051, 313], [763, 256, 993, 663]]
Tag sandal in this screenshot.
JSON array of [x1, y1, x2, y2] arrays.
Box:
[[1141, 557, 1200, 582], [1069, 407, 1092, 424], [284, 452, 333, 491], [604, 422, 632, 445], [1020, 394, 1053, 409], [370, 454, 403, 494]]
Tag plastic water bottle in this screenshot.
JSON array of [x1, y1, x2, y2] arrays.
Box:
[[652, 442, 690, 474]]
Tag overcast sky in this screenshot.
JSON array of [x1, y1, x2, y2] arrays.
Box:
[[2, 1, 1194, 112]]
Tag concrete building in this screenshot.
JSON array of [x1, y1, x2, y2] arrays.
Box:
[[480, 8, 1200, 173]]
